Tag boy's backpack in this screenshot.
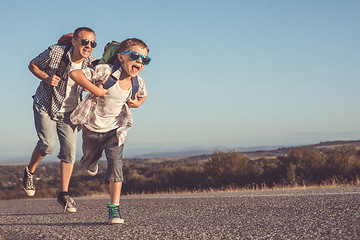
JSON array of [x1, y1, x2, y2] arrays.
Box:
[[95, 41, 139, 100], [55, 33, 73, 79]]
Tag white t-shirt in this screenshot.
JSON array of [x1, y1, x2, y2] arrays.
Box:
[[85, 82, 131, 133], [58, 61, 83, 113]]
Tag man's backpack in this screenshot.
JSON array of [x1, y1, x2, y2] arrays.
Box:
[[95, 41, 139, 100], [55, 33, 73, 79]]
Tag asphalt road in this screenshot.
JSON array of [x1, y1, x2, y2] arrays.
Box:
[[0, 187, 359, 239]]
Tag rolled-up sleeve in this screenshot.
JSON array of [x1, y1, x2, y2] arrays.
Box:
[[82, 64, 112, 84]]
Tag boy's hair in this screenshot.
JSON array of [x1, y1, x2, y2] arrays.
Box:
[[73, 27, 95, 40], [119, 38, 149, 53]]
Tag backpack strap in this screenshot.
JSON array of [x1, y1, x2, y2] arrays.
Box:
[[103, 63, 120, 89], [55, 44, 72, 79], [131, 76, 139, 100], [103, 63, 139, 100]]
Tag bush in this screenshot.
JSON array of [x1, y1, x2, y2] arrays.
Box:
[[1, 147, 360, 200]]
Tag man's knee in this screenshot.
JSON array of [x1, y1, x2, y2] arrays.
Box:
[[58, 146, 76, 164], [36, 141, 56, 155]]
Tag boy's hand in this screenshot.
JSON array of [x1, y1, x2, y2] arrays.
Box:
[[127, 93, 143, 108], [44, 75, 61, 87]]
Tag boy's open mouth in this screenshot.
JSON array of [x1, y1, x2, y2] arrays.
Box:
[[132, 64, 140, 72]]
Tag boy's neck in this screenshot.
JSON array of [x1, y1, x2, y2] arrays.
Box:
[[119, 70, 132, 81]]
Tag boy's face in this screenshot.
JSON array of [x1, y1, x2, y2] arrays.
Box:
[[117, 45, 149, 78]]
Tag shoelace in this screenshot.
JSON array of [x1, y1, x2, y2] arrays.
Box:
[[106, 203, 120, 218], [62, 195, 76, 212], [25, 171, 35, 189]]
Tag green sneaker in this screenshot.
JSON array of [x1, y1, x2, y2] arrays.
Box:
[[106, 202, 124, 224]]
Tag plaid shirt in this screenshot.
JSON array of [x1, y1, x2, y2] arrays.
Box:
[[70, 64, 148, 146], [32, 44, 96, 119]]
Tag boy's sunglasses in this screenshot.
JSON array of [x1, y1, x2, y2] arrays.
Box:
[[80, 39, 97, 48], [120, 51, 151, 65]]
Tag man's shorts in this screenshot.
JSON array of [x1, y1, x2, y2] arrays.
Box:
[[33, 102, 77, 164]]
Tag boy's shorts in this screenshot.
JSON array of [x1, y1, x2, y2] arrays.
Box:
[[80, 126, 124, 182]]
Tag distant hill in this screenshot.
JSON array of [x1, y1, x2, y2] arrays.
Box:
[[238, 140, 360, 160], [2, 140, 360, 166], [124, 145, 287, 159], [127, 140, 360, 164]]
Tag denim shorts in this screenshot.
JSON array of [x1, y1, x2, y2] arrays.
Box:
[[33, 102, 78, 164], [80, 126, 124, 183]]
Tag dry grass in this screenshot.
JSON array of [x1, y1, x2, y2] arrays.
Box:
[[120, 178, 360, 197]]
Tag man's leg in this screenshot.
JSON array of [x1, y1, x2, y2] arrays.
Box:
[[28, 148, 47, 173], [24, 103, 56, 196], [57, 115, 77, 191], [60, 161, 74, 192], [56, 114, 78, 213]]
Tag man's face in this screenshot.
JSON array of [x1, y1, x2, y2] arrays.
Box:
[[72, 31, 96, 60]]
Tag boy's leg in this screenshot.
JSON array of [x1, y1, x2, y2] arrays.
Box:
[[109, 181, 122, 205], [104, 132, 124, 224], [107, 181, 124, 224], [80, 126, 103, 174], [104, 139, 124, 191]]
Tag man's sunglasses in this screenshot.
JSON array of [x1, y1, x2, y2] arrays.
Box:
[[120, 51, 151, 65], [80, 39, 97, 48]]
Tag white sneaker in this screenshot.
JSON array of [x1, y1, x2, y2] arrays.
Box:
[[57, 194, 77, 213], [23, 167, 35, 197], [86, 164, 98, 176]]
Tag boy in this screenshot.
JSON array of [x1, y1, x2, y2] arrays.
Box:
[[69, 38, 150, 224]]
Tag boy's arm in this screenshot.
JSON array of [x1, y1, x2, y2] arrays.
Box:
[[127, 95, 147, 108], [127, 76, 147, 108], [127, 77, 148, 108], [69, 69, 107, 97]]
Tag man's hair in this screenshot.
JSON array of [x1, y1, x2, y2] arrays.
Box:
[[73, 27, 95, 39], [119, 38, 149, 53]]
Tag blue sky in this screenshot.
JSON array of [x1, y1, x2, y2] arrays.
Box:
[[0, 0, 359, 161]]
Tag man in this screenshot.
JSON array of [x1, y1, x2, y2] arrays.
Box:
[[23, 27, 97, 213]]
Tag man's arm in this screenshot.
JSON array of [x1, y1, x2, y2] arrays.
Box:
[[69, 69, 107, 97], [28, 61, 61, 87]]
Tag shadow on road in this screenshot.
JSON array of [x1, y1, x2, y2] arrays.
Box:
[[0, 221, 107, 226]]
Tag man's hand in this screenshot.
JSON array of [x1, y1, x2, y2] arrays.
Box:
[[44, 75, 61, 87], [94, 84, 108, 97]]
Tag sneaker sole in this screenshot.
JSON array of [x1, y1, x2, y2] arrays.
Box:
[[109, 218, 124, 224], [57, 199, 77, 213], [81, 163, 98, 176], [87, 168, 98, 177], [23, 187, 35, 197]]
